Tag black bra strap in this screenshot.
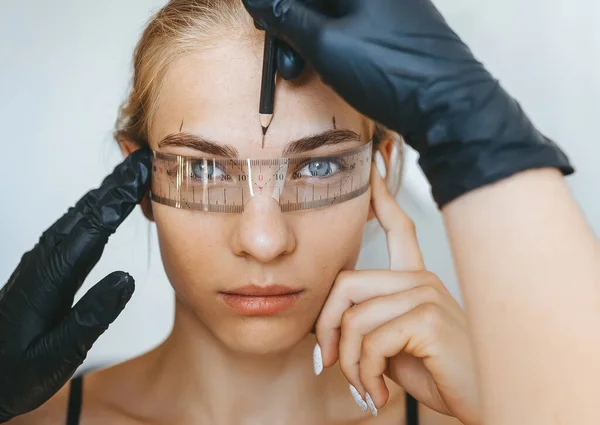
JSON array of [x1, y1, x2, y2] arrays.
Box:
[[406, 392, 419, 425], [66, 376, 83, 425], [65, 374, 412, 425]]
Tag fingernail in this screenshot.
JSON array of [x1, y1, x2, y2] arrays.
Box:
[[349, 384, 368, 412], [313, 343, 323, 376], [375, 151, 387, 179], [365, 392, 378, 417]]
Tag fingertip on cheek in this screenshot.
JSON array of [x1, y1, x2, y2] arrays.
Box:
[[370, 163, 380, 183], [369, 162, 387, 197], [374, 151, 387, 179]]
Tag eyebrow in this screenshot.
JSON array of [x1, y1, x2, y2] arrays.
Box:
[[158, 133, 238, 157], [283, 129, 361, 156], [157, 129, 361, 157]]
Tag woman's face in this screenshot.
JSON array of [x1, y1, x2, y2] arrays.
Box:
[[146, 35, 373, 354]]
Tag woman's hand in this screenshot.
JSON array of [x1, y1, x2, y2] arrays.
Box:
[[315, 166, 480, 425], [0, 148, 151, 424]]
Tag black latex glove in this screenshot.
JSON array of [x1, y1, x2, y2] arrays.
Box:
[[253, 19, 305, 80], [243, 0, 574, 207], [0, 147, 151, 423]]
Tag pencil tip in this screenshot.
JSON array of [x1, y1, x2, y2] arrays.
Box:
[[262, 126, 268, 136]]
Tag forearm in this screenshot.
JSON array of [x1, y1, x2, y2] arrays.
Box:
[[443, 168, 600, 424]]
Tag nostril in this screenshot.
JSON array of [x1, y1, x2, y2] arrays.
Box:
[[231, 199, 296, 262]]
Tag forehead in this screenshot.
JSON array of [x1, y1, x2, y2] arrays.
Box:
[[149, 37, 366, 155]]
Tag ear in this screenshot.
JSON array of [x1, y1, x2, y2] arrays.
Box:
[[118, 134, 155, 222], [367, 136, 395, 222]]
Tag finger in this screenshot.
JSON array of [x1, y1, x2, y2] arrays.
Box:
[[338, 286, 444, 395], [39, 146, 151, 248], [317, 269, 441, 366], [276, 41, 305, 80], [30, 271, 135, 368], [242, 0, 328, 58], [360, 304, 443, 408], [0, 219, 112, 338], [18, 209, 124, 325], [370, 165, 425, 271]]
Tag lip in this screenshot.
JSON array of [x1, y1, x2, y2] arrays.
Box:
[[219, 285, 304, 315], [222, 284, 302, 297]]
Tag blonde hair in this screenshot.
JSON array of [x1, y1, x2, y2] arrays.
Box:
[[114, 0, 404, 196]]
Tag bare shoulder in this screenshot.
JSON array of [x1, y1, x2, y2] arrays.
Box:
[[6, 353, 152, 425], [6, 384, 70, 425]]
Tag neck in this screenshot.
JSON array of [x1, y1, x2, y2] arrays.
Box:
[[148, 300, 331, 424]]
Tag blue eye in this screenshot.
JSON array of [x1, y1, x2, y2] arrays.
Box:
[[191, 161, 226, 180], [298, 160, 341, 178]]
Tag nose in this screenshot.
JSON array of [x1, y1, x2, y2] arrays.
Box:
[[230, 195, 296, 262]]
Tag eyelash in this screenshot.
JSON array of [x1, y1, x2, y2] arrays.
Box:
[[167, 158, 348, 182], [293, 159, 347, 180]]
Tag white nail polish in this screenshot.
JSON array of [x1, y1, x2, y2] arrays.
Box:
[[313, 343, 323, 376], [365, 392, 378, 417], [349, 384, 368, 412], [375, 151, 387, 179]]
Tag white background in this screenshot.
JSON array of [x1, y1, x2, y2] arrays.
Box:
[[0, 0, 598, 370]]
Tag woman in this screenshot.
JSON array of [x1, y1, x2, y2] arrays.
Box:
[[8, 1, 479, 424]]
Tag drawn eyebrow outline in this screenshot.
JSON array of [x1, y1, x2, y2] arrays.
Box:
[[157, 129, 362, 157]]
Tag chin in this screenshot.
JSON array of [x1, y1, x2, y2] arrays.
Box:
[[212, 316, 314, 355]]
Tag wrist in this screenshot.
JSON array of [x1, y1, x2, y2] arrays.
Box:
[[422, 135, 573, 208], [416, 76, 574, 207]]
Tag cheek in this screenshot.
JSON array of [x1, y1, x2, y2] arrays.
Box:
[[151, 192, 370, 302], [152, 203, 230, 298], [292, 194, 370, 286]]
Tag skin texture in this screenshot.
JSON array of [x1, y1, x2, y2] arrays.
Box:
[[443, 169, 600, 425], [148, 46, 370, 356], [9, 33, 470, 425]]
